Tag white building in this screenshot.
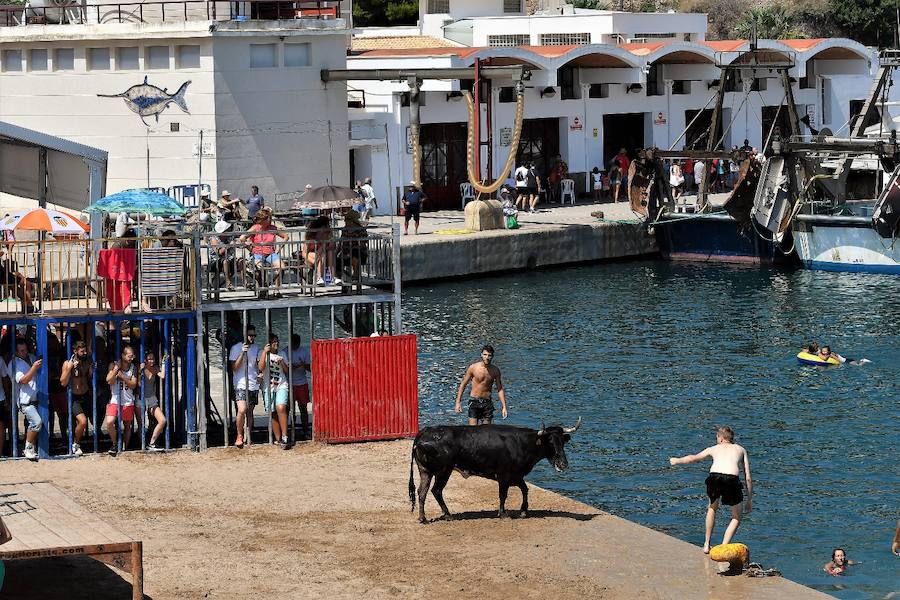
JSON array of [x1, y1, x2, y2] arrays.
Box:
[[0, 5, 350, 206], [345, 0, 880, 213]]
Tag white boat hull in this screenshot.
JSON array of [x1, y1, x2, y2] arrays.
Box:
[[794, 221, 900, 274]]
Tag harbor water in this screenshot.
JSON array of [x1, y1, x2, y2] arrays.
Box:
[[404, 260, 900, 599]]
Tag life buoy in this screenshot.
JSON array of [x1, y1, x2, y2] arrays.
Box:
[[797, 352, 841, 366]]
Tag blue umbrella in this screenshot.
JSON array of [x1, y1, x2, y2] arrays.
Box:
[[86, 189, 187, 216]]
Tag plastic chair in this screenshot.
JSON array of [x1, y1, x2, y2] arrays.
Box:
[[561, 179, 576, 205], [460, 182, 475, 210]]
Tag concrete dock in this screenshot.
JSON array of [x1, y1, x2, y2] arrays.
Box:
[[1, 440, 831, 600], [370, 201, 657, 282]]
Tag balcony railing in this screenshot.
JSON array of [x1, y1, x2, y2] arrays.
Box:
[[0, 0, 345, 27], [0, 223, 397, 317]]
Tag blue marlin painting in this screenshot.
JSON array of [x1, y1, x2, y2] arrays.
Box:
[[99, 76, 191, 126]]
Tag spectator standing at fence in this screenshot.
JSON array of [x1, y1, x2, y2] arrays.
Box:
[[229, 325, 260, 448], [240, 208, 288, 298], [258, 334, 291, 449], [246, 185, 265, 221], [402, 182, 426, 235], [209, 221, 236, 291], [614, 149, 630, 190], [0, 354, 8, 457], [59, 340, 92, 457], [361, 177, 378, 221], [289, 333, 312, 440], [140, 352, 167, 452], [338, 210, 368, 282], [304, 215, 341, 286], [218, 190, 242, 222], [13, 339, 42, 461], [0, 247, 34, 313], [104, 345, 138, 457]]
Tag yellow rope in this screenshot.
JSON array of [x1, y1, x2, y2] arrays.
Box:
[[464, 85, 525, 194]]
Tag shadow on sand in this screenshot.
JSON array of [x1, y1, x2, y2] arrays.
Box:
[[429, 509, 599, 523], [2, 555, 151, 600]]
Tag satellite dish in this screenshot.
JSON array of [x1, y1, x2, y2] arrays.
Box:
[[816, 127, 833, 144]]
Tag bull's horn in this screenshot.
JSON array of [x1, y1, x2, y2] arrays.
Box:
[[537, 419, 546, 436], [562, 417, 582, 434]]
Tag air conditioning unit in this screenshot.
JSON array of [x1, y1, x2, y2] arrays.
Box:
[[627, 37, 647, 44]]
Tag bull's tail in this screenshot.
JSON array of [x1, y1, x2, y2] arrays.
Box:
[[408, 444, 417, 512]]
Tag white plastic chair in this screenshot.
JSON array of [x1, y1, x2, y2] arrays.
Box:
[[460, 182, 475, 209], [561, 178, 576, 205]]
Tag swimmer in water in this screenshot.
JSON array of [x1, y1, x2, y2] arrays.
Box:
[[823, 548, 857, 575], [892, 519, 900, 556]]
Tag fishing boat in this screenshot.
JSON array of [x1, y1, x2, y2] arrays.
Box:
[[751, 51, 900, 274]]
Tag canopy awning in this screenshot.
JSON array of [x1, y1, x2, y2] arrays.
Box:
[[0, 121, 107, 212]]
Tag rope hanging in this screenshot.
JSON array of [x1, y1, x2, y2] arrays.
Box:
[[463, 83, 525, 194]]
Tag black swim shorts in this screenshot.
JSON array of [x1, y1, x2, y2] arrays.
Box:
[[71, 392, 90, 418], [467, 398, 494, 421], [705, 473, 744, 506]]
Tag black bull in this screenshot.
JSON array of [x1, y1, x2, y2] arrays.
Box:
[[408, 418, 582, 523]]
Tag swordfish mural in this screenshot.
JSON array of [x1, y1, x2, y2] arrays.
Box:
[[99, 76, 191, 126]]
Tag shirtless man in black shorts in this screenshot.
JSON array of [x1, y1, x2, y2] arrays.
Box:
[[454, 344, 508, 425], [59, 340, 92, 457], [670, 426, 752, 553]]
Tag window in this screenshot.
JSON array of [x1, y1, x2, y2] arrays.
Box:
[[177, 45, 200, 69], [29, 49, 48, 71], [117, 47, 139, 70], [250, 43, 277, 68], [558, 66, 579, 100], [646, 64, 663, 97], [634, 32, 676, 39], [147, 46, 169, 69], [88, 48, 110, 71], [849, 99, 879, 131], [426, 0, 449, 13], [672, 80, 691, 95], [723, 70, 742, 92], [799, 75, 816, 89], [54, 48, 74, 71], [503, 0, 521, 12], [487, 34, 530, 47], [539, 33, 590, 46], [750, 77, 767, 92], [499, 87, 515, 103], [3, 50, 22, 72], [284, 43, 310, 67], [588, 83, 609, 98]]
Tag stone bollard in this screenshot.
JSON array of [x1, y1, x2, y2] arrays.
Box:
[[464, 199, 503, 231]]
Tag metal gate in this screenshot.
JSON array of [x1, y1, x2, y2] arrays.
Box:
[[312, 334, 418, 443]]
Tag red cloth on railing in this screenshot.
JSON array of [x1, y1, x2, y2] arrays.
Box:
[[98, 248, 136, 281], [98, 248, 136, 311]]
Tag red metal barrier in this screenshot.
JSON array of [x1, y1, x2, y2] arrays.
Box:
[[312, 334, 418, 443]]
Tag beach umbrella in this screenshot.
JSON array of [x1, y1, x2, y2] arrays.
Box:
[[292, 185, 360, 210], [86, 189, 186, 216], [0, 207, 89, 235]]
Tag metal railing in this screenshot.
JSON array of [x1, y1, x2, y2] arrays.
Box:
[[1, 0, 344, 27], [0, 223, 396, 316], [199, 224, 395, 303]]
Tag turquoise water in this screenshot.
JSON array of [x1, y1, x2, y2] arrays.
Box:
[[403, 261, 900, 599]]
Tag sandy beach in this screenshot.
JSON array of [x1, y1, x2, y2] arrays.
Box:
[[0, 439, 831, 600]]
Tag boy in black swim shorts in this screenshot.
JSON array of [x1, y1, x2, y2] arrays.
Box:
[[670, 426, 752, 553], [467, 397, 494, 422]]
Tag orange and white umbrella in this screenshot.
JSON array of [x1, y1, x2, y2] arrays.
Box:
[[0, 208, 89, 235]]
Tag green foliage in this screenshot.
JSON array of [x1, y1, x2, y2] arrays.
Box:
[[733, 5, 801, 39], [828, 0, 896, 47], [353, 0, 418, 26], [571, 0, 612, 8]]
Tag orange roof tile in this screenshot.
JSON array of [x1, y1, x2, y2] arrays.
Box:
[[779, 38, 826, 51], [358, 46, 482, 58], [351, 36, 460, 51], [700, 40, 747, 52]]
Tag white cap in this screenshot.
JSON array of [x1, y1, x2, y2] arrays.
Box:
[[409, 180, 417, 185], [305, 184, 313, 190], [221, 190, 231, 197], [214, 220, 231, 234]]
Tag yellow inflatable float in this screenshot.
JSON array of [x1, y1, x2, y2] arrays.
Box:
[[709, 543, 750, 572], [797, 351, 840, 366]]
